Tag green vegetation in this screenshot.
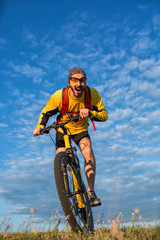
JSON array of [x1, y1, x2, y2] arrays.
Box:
[[1, 211, 160, 240], [0, 225, 160, 240]]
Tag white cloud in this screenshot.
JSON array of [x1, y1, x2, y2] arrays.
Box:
[[0, 150, 58, 216], [143, 64, 160, 79], [41, 41, 63, 64], [31, 53, 38, 60], [125, 56, 139, 70], [137, 4, 150, 10], [0, 123, 8, 127], [132, 36, 156, 53], [0, 102, 6, 108], [9, 62, 46, 83], [112, 50, 126, 60], [138, 58, 155, 71], [0, 38, 7, 49], [23, 28, 38, 47], [135, 146, 160, 155], [145, 125, 160, 136], [115, 123, 134, 136], [153, 14, 160, 32], [149, 109, 160, 121], [130, 79, 160, 99], [132, 116, 150, 125], [109, 108, 133, 121], [91, 128, 115, 141], [132, 109, 160, 127]]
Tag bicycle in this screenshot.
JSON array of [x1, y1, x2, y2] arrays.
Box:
[[40, 114, 94, 232]]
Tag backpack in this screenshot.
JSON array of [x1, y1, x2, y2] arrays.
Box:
[[58, 86, 96, 130]]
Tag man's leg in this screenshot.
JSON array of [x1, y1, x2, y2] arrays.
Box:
[[56, 147, 66, 154], [79, 137, 101, 207], [79, 137, 96, 192], [56, 131, 66, 154]]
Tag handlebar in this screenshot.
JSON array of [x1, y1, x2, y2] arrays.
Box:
[[40, 114, 81, 134]]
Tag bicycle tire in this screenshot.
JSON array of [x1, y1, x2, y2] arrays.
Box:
[[54, 152, 94, 232]]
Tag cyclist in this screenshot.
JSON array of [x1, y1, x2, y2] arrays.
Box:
[[33, 67, 108, 207]]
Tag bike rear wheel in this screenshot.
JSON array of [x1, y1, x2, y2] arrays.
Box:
[[54, 152, 94, 232]]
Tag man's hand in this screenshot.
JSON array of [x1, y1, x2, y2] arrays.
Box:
[[33, 127, 42, 136], [80, 109, 90, 119]]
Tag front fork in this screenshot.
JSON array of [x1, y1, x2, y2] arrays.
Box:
[[63, 132, 85, 208]]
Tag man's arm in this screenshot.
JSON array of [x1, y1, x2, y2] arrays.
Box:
[[33, 89, 62, 136], [33, 127, 42, 136], [89, 88, 108, 122]]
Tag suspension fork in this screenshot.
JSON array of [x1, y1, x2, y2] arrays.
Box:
[[62, 128, 85, 208]]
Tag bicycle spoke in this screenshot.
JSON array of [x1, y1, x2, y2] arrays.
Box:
[[54, 152, 93, 232], [63, 163, 89, 229]]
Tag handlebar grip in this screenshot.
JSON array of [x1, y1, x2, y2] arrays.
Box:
[[40, 128, 50, 134]]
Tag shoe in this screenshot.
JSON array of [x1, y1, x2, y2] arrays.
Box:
[[88, 190, 101, 207]]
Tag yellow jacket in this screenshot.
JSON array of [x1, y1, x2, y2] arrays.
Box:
[[37, 87, 108, 135]]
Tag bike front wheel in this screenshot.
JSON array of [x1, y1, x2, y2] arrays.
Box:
[[54, 152, 94, 232]]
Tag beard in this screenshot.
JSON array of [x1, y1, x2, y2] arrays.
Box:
[[70, 85, 85, 98]]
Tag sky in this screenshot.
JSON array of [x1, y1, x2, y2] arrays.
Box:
[[0, 0, 160, 231]]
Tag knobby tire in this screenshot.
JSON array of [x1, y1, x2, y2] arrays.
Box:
[[54, 152, 94, 233]]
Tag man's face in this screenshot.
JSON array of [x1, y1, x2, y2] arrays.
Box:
[[69, 73, 86, 98]]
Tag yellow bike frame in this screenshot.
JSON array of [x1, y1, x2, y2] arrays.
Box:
[[63, 132, 85, 208]]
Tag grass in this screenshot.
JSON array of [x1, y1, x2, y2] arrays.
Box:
[[0, 210, 160, 240], [0, 225, 160, 240]]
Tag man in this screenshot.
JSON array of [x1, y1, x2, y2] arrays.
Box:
[[33, 67, 108, 207]]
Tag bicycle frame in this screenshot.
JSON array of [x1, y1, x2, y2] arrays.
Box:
[[40, 114, 94, 232], [61, 126, 85, 209]]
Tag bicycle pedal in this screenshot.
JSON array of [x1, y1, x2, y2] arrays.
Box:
[[91, 202, 102, 207]]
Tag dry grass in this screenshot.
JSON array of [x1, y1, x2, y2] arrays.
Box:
[[0, 210, 160, 240], [1, 225, 160, 240]]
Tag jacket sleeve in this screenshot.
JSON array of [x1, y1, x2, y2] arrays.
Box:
[[89, 88, 108, 122], [37, 90, 62, 128]]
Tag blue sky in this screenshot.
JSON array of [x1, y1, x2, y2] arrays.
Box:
[[0, 0, 160, 230]]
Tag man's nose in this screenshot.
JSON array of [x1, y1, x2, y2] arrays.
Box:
[[77, 80, 81, 86]]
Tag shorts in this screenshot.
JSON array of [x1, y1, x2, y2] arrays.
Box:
[[56, 131, 90, 150]]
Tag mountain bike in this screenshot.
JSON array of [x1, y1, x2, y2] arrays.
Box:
[[40, 114, 94, 232]]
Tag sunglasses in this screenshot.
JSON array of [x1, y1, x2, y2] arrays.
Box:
[[69, 77, 86, 83]]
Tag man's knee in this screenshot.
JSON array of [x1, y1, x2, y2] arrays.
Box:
[[56, 147, 66, 154], [85, 147, 94, 159], [81, 145, 94, 160], [79, 137, 91, 151]]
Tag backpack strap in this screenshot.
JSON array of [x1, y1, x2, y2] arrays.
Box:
[[85, 86, 96, 130], [61, 86, 70, 115], [57, 86, 70, 124], [85, 86, 91, 109]]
